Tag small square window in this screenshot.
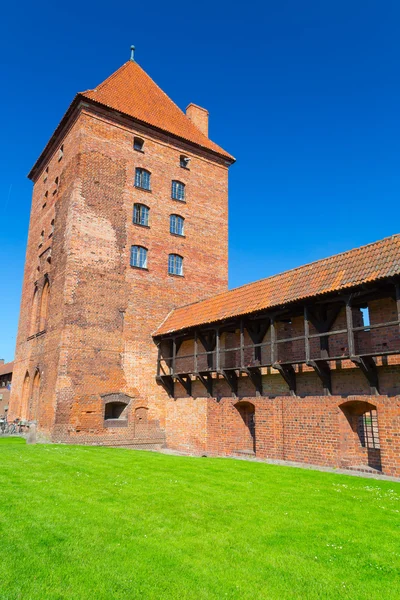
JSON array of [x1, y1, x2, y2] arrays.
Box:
[[180, 155, 190, 169], [134, 137, 144, 152]]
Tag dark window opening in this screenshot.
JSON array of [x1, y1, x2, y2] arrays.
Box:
[[104, 402, 127, 420], [358, 410, 380, 449], [180, 155, 190, 169], [134, 137, 144, 152], [58, 145, 64, 161]]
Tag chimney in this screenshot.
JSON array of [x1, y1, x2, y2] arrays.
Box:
[[186, 103, 209, 137], [0, 359, 4, 365]]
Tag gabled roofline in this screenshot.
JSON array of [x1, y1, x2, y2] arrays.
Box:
[[28, 94, 236, 182]]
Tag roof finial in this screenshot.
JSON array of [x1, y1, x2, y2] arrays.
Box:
[[130, 45, 135, 62]]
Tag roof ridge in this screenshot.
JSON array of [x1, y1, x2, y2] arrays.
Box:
[[162, 233, 400, 314], [82, 61, 131, 94]]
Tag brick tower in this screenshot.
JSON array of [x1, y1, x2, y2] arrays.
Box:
[[10, 49, 234, 445]]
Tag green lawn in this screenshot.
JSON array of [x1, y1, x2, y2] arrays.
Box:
[[0, 438, 399, 600]]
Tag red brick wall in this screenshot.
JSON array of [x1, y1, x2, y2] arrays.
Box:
[[10, 102, 230, 445]]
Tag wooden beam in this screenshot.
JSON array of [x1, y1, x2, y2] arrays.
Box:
[[221, 369, 238, 396], [307, 360, 331, 395], [345, 296, 355, 357], [194, 332, 198, 373], [352, 356, 379, 395], [307, 304, 342, 359], [273, 363, 296, 396], [304, 306, 310, 363], [396, 282, 400, 333], [197, 371, 213, 397], [270, 318, 276, 364]]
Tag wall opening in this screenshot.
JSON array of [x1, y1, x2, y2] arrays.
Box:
[[234, 401, 256, 455], [339, 401, 381, 471]]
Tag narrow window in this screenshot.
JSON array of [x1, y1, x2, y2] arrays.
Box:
[[130, 246, 148, 269], [39, 279, 50, 331], [30, 287, 39, 336], [58, 145, 64, 161], [43, 166, 49, 183], [361, 306, 370, 329], [170, 214, 184, 236], [133, 204, 149, 227], [171, 181, 185, 201], [53, 177, 59, 195], [39, 231, 44, 247], [358, 410, 380, 449], [49, 219, 55, 237], [168, 254, 183, 276], [134, 137, 144, 152], [180, 155, 190, 169], [135, 168, 151, 190]]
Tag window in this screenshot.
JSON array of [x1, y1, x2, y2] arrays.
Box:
[[133, 204, 149, 227], [168, 254, 183, 276], [53, 177, 59, 195], [105, 402, 127, 420], [49, 219, 55, 237], [180, 155, 190, 169], [58, 145, 64, 161], [135, 168, 151, 190], [171, 180, 185, 201], [134, 137, 144, 152], [131, 245, 148, 269], [39, 279, 50, 331], [43, 167, 48, 183], [170, 214, 184, 236], [358, 410, 380, 449], [30, 287, 39, 336], [39, 230, 44, 247]]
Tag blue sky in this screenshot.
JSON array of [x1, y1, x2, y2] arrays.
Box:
[[1, 0, 400, 362]]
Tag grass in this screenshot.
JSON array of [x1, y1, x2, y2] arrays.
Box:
[[0, 438, 399, 600]]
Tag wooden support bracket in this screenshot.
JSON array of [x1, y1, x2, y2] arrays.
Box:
[[221, 369, 238, 396], [307, 360, 332, 395], [156, 375, 174, 397], [176, 374, 192, 396], [352, 356, 379, 395], [273, 363, 296, 396], [197, 371, 213, 397], [243, 367, 262, 396]]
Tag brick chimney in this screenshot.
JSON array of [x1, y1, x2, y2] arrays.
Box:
[[0, 359, 4, 365], [186, 104, 209, 137]]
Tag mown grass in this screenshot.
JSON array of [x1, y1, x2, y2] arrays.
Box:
[[0, 437, 399, 599]]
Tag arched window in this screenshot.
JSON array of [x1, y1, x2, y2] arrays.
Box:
[[134, 137, 144, 152], [170, 214, 184, 236], [39, 279, 50, 331], [135, 168, 151, 190], [30, 286, 39, 336], [168, 254, 183, 276], [133, 204, 150, 227], [171, 180, 185, 201], [131, 246, 148, 269]]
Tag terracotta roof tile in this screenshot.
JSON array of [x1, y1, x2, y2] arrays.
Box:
[[154, 234, 400, 336], [81, 61, 234, 161], [0, 361, 13, 377]]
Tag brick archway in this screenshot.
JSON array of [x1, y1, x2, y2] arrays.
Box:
[[234, 401, 256, 455], [339, 400, 381, 471]]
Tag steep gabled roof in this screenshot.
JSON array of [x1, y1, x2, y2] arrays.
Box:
[[154, 234, 400, 336], [80, 60, 234, 160]]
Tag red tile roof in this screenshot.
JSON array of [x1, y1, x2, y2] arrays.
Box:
[[0, 361, 13, 377], [154, 234, 400, 336], [81, 61, 234, 161]]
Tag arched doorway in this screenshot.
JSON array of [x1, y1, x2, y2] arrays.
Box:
[[339, 401, 381, 471], [234, 401, 256, 454]]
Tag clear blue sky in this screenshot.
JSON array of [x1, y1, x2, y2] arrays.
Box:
[[1, 0, 399, 362]]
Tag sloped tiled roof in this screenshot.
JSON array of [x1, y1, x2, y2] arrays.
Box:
[[0, 362, 13, 377], [154, 235, 400, 336], [80, 60, 234, 161]]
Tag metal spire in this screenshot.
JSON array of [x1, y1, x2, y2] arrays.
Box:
[[130, 45, 135, 62]]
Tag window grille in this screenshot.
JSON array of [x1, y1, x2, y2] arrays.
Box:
[[170, 214, 184, 236], [131, 246, 148, 269], [168, 254, 183, 276], [133, 204, 149, 227], [171, 180, 185, 201], [358, 410, 380, 449], [135, 168, 151, 190], [134, 137, 144, 151]]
